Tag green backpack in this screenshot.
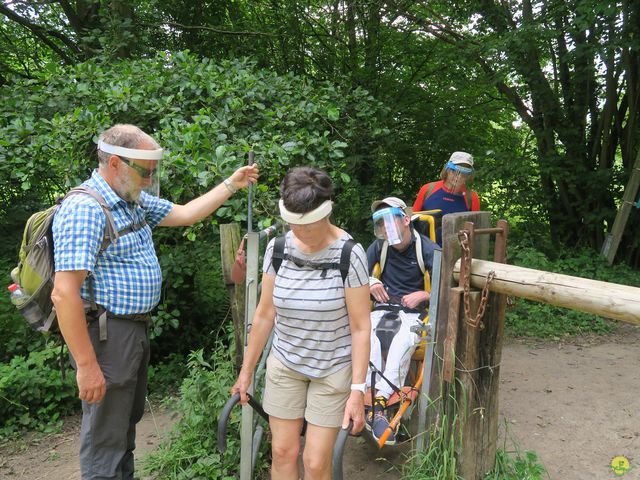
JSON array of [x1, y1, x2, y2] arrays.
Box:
[[11, 186, 118, 334]]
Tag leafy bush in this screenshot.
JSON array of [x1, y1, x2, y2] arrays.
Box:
[[142, 342, 267, 479], [0, 289, 48, 363], [148, 353, 190, 398], [506, 302, 613, 338], [505, 245, 639, 338], [0, 51, 388, 359], [0, 346, 78, 436], [0, 339, 187, 439]]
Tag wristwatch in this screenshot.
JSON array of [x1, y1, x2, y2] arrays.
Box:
[[350, 383, 367, 394]]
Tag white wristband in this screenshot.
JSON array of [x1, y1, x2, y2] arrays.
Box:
[[350, 383, 366, 393], [223, 178, 238, 194]]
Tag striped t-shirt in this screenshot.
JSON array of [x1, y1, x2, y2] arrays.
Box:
[[263, 230, 368, 378]]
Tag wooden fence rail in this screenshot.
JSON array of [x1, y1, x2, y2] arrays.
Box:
[[453, 259, 640, 325]]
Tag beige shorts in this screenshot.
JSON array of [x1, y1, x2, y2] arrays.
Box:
[[262, 354, 352, 428]]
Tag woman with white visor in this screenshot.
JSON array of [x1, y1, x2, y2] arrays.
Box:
[[232, 166, 370, 480]]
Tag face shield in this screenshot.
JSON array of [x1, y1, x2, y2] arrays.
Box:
[[98, 140, 163, 198], [445, 161, 474, 191], [372, 207, 406, 245]]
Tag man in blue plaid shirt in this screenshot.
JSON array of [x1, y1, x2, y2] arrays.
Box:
[[51, 124, 258, 479]]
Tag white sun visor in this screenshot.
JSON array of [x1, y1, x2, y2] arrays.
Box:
[[279, 199, 332, 225], [98, 140, 163, 160]]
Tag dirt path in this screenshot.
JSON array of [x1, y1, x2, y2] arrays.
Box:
[[1, 323, 638, 479], [0, 402, 176, 480], [497, 323, 639, 480], [344, 322, 640, 480]]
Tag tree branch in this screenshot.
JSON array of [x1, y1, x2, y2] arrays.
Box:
[[163, 20, 279, 37], [395, 3, 533, 124], [57, 0, 82, 30], [0, 4, 75, 63]]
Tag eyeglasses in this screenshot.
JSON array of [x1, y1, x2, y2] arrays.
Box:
[[119, 156, 157, 178]]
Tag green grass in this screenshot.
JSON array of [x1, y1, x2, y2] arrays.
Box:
[[141, 339, 269, 480], [401, 417, 548, 480], [486, 448, 548, 480], [505, 301, 614, 338], [402, 414, 461, 479]]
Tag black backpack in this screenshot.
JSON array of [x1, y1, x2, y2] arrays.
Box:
[[271, 235, 356, 282]]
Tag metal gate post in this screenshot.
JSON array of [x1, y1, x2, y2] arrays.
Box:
[[241, 231, 260, 480], [416, 248, 442, 454]]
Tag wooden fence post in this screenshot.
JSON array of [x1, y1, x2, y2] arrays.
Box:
[[427, 212, 510, 480], [427, 212, 491, 420], [220, 223, 245, 372], [455, 220, 509, 478]]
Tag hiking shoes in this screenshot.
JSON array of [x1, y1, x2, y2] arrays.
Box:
[[372, 411, 396, 445], [366, 396, 396, 446]]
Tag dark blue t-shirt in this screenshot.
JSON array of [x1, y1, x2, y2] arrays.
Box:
[[366, 229, 439, 299]]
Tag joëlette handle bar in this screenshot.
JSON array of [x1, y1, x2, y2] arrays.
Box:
[[332, 419, 353, 480], [217, 392, 269, 453], [247, 151, 254, 233]]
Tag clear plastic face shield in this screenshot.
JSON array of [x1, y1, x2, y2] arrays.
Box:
[[372, 207, 406, 246], [445, 161, 474, 191], [98, 140, 163, 199]]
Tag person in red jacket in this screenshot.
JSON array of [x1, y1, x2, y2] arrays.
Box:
[[412, 151, 480, 245]]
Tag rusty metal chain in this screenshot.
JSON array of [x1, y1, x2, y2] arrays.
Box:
[[471, 271, 496, 329], [458, 230, 496, 330], [458, 230, 472, 323]]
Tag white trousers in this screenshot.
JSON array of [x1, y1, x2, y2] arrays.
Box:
[[367, 309, 423, 399]]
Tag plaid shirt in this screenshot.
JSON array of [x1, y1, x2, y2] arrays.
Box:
[[53, 170, 173, 314]]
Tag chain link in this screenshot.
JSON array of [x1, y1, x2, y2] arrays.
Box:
[[458, 229, 495, 330], [458, 230, 472, 324]]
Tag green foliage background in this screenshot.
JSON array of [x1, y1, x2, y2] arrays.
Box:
[[1, 1, 639, 477], [0, 51, 388, 437], [0, 51, 387, 354]]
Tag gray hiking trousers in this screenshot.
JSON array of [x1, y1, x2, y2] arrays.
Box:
[[70, 314, 151, 480]]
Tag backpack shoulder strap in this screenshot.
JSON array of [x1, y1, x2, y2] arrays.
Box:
[[412, 229, 426, 275], [424, 181, 438, 200], [272, 235, 286, 275], [460, 185, 473, 210], [117, 219, 147, 237], [64, 186, 118, 252], [271, 235, 355, 284], [379, 239, 389, 274], [464, 189, 473, 210], [338, 239, 356, 283]]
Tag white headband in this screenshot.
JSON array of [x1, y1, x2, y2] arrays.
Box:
[[98, 139, 163, 160], [279, 199, 333, 225]]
